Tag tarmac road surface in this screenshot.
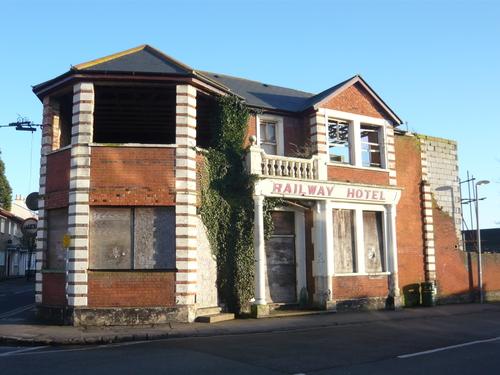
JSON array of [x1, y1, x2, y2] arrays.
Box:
[[1, 306, 500, 374]]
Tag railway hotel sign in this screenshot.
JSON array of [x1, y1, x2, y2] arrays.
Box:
[[256, 179, 401, 204]]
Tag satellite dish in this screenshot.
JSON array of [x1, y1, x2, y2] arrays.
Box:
[[26, 192, 39, 211]]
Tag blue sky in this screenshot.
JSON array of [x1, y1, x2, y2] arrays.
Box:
[[0, 0, 498, 228]]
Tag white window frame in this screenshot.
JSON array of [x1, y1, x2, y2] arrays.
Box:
[[256, 114, 284, 156], [321, 108, 391, 170], [0, 217, 5, 234], [328, 201, 389, 276]]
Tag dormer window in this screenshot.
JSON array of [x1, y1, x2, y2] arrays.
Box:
[[328, 118, 351, 164], [257, 115, 284, 156]]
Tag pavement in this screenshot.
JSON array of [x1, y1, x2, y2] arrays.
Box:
[[1, 299, 499, 346]]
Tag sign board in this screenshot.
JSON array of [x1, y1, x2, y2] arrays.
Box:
[[26, 192, 39, 211], [256, 179, 401, 205], [21, 218, 38, 237], [62, 234, 71, 249]]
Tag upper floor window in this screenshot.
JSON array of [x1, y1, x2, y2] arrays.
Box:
[[328, 118, 351, 164], [257, 115, 284, 156], [360, 124, 382, 168]]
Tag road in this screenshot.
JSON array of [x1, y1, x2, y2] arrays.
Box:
[[0, 278, 35, 322], [1, 305, 500, 374]]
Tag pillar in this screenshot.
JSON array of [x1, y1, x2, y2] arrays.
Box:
[[387, 204, 401, 307], [35, 97, 56, 304], [66, 82, 94, 308], [175, 84, 198, 319], [253, 194, 266, 306]]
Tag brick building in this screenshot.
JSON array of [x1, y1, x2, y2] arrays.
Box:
[[32, 45, 499, 325]]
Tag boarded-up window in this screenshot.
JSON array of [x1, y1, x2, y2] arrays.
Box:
[[333, 209, 356, 273], [90, 208, 132, 269], [47, 208, 68, 270], [363, 211, 385, 273], [89, 207, 175, 270]]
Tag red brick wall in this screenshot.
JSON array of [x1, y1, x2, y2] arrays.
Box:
[[245, 114, 309, 157], [333, 275, 389, 299], [45, 149, 70, 209], [328, 164, 390, 185], [433, 207, 500, 297], [87, 271, 176, 307], [42, 272, 66, 306], [394, 135, 426, 287], [322, 83, 388, 120], [90, 147, 176, 206]]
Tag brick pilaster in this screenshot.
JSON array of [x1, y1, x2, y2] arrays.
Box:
[[35, 97, 56, 304], [386, 126, 397, 186], [175, 84, 198, 308], [66, 82, 94, 307], [420, 138, 436, 281]]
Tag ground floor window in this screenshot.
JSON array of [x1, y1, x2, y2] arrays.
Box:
[[89, 207, 175, 270], [332, 207, 386, 274], [47, 208, 68, 270]]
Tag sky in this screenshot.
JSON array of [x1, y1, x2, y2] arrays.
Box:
[[0, 0, 498, 228]]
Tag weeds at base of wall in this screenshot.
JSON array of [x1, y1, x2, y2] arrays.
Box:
[[199, 95, 283, 314]]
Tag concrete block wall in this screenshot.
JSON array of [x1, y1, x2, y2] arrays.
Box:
[[418, 135, 462, 241]]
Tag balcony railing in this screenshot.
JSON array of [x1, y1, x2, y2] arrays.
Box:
[[246, 142, 326, 181]]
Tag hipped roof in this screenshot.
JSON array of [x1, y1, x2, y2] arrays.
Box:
[[33, 44, 402, 124]]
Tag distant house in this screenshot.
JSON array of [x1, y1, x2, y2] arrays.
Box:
[[0, 208, 25, 279]]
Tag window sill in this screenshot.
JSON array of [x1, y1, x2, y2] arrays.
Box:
[[41, 269, 66, 274], [327, 163, 389, 173], [88, 268, 177, 272], [90, 143, 177, 148], [333, 272, 390, 277], [46, 145, 72, 155]]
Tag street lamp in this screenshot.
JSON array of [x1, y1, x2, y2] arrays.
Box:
[[475, 179, 490, 304]]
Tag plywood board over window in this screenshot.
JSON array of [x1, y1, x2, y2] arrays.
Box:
[[47, 208, 68, 270], [333, 209, 356, 273], [363, 211, 385, 273], [89, 207, 175, 270]]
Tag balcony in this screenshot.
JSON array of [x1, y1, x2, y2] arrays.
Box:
[[246, 142, 326, 181]]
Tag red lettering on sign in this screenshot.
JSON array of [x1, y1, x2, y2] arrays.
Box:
[[273, 183, 283, 193]]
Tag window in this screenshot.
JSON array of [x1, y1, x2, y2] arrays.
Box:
[[360, 124, 382, 168], [260, 119, 278, 155], [328, 118, 351, 164], [363, 211, 385, 272], [47, 208, 68, 270], [89, 207, 175, 270], [257, 115, 283, 155], [93, 85, 176, 144], [0, 217, 5, 233], [333, 209, 356, 273], [332, 207, 386, 274]]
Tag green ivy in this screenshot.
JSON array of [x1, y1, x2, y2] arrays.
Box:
[[199, 95, 285, 314]]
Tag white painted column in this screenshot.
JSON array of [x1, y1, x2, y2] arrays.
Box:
[[253, 194, 266, 305], [66, 82, 94, 308], [312, 201, 334, 308], [351, 119, 362, 167], [175, 84, 198, 312], [294, 210, 307, 299], [387, 204, 400, 300]]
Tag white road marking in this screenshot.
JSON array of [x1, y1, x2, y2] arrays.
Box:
[[0, 304, 36, 319], [2, 339, 151, 357], [398, 337, 500, 359], [0, 346, 48, 357]]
